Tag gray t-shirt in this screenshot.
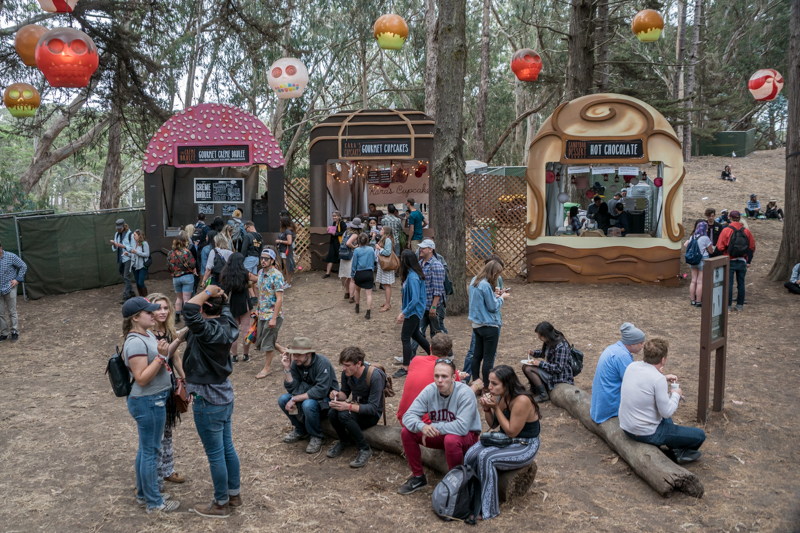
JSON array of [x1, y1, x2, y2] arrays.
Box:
[[123, 331, 172, 397]]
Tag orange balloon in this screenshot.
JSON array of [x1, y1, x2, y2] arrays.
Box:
[[15, 24, 48, 67]]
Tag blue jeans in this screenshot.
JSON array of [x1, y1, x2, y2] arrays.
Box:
[[463, 326, 501, 382], [192, 398, 241, 505], [172, 273, 194, 294], [624, 417, 705, 457], [410, 304, 448, 356], [127, 390, 168, 509], [279, 394, 327, 438], [728, 260, 747, 307], [133, 268, 148, 290]]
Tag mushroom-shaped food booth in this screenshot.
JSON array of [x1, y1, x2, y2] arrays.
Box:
[[632, 9, 664, 42], [268, 57, 309, 99], [4, 83, 40, 118], [14, 24, 48, 67], [142, 103, 287, 272], [374, 14, 409, 50], [748, 69, 784, 101], [35, 28, 99, 88], [37, 0, 78, 12], [511, 49, 543, 82], [525, 94, 684, 286]]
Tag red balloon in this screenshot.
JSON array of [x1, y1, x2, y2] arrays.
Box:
[[418, 163, 427, 173], [415, 169, 423, 177], [35, 28, 99, 88], [653, 177, 663, 187], [584, 189, 595, 199], [511, 48, 543, 82], [545, 170, 555, 184]]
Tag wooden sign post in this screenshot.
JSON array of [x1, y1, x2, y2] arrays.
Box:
[[697, 255, 730, 423]]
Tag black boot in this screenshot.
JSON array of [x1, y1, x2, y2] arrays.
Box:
[[533, 384, 550, 403]]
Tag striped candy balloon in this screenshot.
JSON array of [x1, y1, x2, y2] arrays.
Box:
[[748, 69, 784, 101]]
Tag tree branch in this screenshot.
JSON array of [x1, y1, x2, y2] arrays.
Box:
[[486, 90, 559, 164]]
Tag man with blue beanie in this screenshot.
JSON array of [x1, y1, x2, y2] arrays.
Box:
[[590, 322, 646, 424]]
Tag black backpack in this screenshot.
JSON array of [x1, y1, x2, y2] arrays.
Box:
[[192, 225, 207, 250], [431, 464, 482, 524], [570, 345, 584, 377], [105, 346, 133, 397], [210, 251, 227, 283], [433, 251, 454, 295], [728, 226, 750, 258]]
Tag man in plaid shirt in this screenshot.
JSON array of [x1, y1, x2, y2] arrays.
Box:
[[409, 239, 450, 357], [0, 241, 27, 342], [381, 204, 405, 255]]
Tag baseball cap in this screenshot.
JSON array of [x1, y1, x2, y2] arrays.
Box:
[[419, 239, 435, 250], [261, 248, 276, 260], [750, 194, 757, 198], [730, 210, 741, 218], [122, 297, 160, 318], [115, 218, 125, 229]]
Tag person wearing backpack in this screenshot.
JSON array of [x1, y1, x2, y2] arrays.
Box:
[[408, 239, 449, 357], [466, 365, 540, 521], [326, 346, 387, 468], [229, 209, 244, 252], [683, 220, 714, 307], [522, 321, 574, 403], [202, 234, 233, 287], [716, 210, 755, 312], [240, 221, 263, 275]]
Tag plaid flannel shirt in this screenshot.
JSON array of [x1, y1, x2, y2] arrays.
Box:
[[0, 251, 26, 295], [419, 256, 445, 310], [534, 340, 574, 387]]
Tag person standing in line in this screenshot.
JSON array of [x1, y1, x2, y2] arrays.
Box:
[[199, 230, 217, 282], [166, 232, 196, 325], [323, 211, 346, 279], [785, 263, 800, 295], [614, 203, 630, 236], [128, 229, 151, 297], [351, 233, 375, 319], [394, 250, 430, 379], [405, 198, 426, 251], [229, 209, 244, 252], [276, 216, 296, 289], [468, 261, 508, 384], [409, 239, 447, 356], [684, 220, 714, 307], [121, 297, 180, 514], [0, 241, 26, 342], [381, 204, 405, 255], [745, 194, 761, 218], [110, 218, 135, 304], [239, 221, 263, 299], [220, 252, 258, 363], [182, 284, 242, 518], [589, 322, 646, 424], [340, 219, 362, 302], [203, 233, 233, 287], [376, 225, 396, 312], [147, 292, 187, 488], [254, 248, 286, 379], [184, 223, 200, 294], [716, 210, 756, 312]]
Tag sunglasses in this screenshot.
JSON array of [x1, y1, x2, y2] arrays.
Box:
[[435, 358, 453, 365]]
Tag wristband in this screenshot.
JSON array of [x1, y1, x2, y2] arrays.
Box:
[[430, 305, 437, 310], [205, 290, 212, 297], [349, 404, 353, 412]]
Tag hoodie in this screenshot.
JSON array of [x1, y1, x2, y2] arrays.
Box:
[[402, 381, 482, 435]]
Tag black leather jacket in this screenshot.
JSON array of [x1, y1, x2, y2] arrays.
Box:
[[183, 301, 239, 384]]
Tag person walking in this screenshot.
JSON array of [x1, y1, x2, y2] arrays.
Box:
[[409, 239, 447, 356], [110, 219, 135, 304], [128, 229, 151, 297], [716, 210, 756, 312], [394, 250, 430, 379], [121, 297, 180, 514], [381, 204, 405, 255], [351, 233, 375, 319], [376, 225, 396, 312], [255, 248, 286, 379], [323, 211, 346, 278], [468, 260, 508, 384], [166, 232, 196, 325], [339, 219, 362, 301], [220, 252, 257, 363], [277, 216, 296, 289], [684, 221, 714, 307], [0, 241, 26, 342], [203, 233, 233, 287]]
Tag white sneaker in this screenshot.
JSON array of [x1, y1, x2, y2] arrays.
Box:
[[283, 283, 292, 289], [147, 500, 180, 513]]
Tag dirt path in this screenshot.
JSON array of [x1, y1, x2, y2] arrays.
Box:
[[1, 149, 798, 532]]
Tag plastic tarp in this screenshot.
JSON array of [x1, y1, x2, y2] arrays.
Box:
[[19, 210, 145, 299]]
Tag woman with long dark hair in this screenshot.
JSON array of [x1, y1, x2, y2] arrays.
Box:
[[323, 211, 346, 278], [220, 252, 258, 362], [199, 230, 217, 280], [465, 364, 540, 521], [567, 205, 581, 235], [468, 261, 508, 384], [394, 249, 430, 379], [523, 321, 573, 403], [276, 216, 296, 289]]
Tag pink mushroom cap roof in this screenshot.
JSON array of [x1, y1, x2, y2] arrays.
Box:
[[142, 103, 285, 173]]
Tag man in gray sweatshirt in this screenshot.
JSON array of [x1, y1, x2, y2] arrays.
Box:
[[398, 358, 481, 495]]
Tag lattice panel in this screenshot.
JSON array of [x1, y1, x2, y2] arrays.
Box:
[[464, 173, 527, 277], [284, 176, 311, 271]]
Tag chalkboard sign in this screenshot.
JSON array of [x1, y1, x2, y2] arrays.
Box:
[[222, 204, 238, 216], [198, 203, 215, 215], [194, 178, 244, 204], [251, 199, 269, 232], [367, 169, 392, 185]]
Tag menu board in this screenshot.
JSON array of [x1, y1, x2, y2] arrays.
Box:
[[367, 169, 392, 185], [222, 204, 238, 216], [197, 203, 215, 215], [194, 178, 244, 204]]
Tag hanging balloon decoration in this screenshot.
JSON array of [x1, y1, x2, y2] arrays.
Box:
[[609, 184, 618, 193], [35, 28, 99, 88], [602, 173, 609, 182], [574, 175, 589, 189], [653, 177, 663, 188], [622, 175, 634, 184], [393, 165, 408, 183], [3, 83, 41, 118], [418, 163, 427, 173], [15, 25, 48, 67], [631, 9, 664, 42], [630, 177, 640, 186], [748, 69, 784, 101], [268, 58, 309, 99], [37, 0, 78, 13], [373, 14, 409, 50], [510, 49, 543, 82], [545, 170, 556, 184], [584, 189, 595, 200], [557, 192, 570, 204]]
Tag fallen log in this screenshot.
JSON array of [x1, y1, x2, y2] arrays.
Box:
[[549, 384, 704, 498], [320, 420, 536, 503]]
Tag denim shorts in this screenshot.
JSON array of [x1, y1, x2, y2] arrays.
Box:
[[172, 273, 194, 294], [243, 256, 259, 275]]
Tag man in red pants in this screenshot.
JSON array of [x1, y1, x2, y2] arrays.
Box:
[[398, 358, 481, 494]]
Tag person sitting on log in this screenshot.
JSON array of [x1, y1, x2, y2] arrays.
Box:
[[326, 346, 386, 468], [398, 357, 481, 495], [590, 322, 645, 424], [466, 365, 540, 521], [522, 321, 574, 403], [278, 337, 340, 454], [619, 339, 705, 464]]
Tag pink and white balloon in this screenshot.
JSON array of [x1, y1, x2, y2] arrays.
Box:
[[748, 69, 784, 101], [37, 0, 78, 12], [268, 58, 309, 99]]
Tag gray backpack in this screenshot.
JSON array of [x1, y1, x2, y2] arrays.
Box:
[[431, 464, 481, 524]]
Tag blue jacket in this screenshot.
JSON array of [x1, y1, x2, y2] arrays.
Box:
[[351, 246, 375, 277], [468, 278, 504, 327], [401, 270, 426, 319], [791, 263, 800, 284], [590, 341, 634, 423]]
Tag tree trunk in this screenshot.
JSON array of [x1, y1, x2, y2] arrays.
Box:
[[550, 384, 705, 498], [514, 79, 524, 160], [769, 0, 800, 281], [683, 0, 702, 162], [424, 0, 438, 118], [361, 38, 369, 109], [768, 103, 777, 149], [432, 0, 468, 315], [596, 0, 610, 91], [474, 0, 491, 161], [99, 104, 123, 209], [674, 1, 686, 100], [564, 0, 595, 101], [184, 1, 202, 108]]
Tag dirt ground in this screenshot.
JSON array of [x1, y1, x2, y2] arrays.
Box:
[[1, 148, 798, 532]]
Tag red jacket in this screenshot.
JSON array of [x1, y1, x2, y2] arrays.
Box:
[[716, 222, 755, 260]]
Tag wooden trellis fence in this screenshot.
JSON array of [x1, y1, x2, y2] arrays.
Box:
[[284, 176, 311, 271]]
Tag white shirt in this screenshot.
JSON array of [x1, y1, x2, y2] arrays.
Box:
[[619, 361, 680, 436]]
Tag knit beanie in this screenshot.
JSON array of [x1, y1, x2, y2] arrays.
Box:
[[620, 322, 645, 345]]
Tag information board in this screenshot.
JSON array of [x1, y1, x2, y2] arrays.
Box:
[[711, 266, 725, 341], [367, 169, 392, 185], [194, 178, 244, 204], [341, 139, 412, 158]]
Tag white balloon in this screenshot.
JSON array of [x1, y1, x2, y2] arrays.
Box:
[[268, 58, 309, 99], [630, 177, 639, 186], [557, 192, 569, 203]]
